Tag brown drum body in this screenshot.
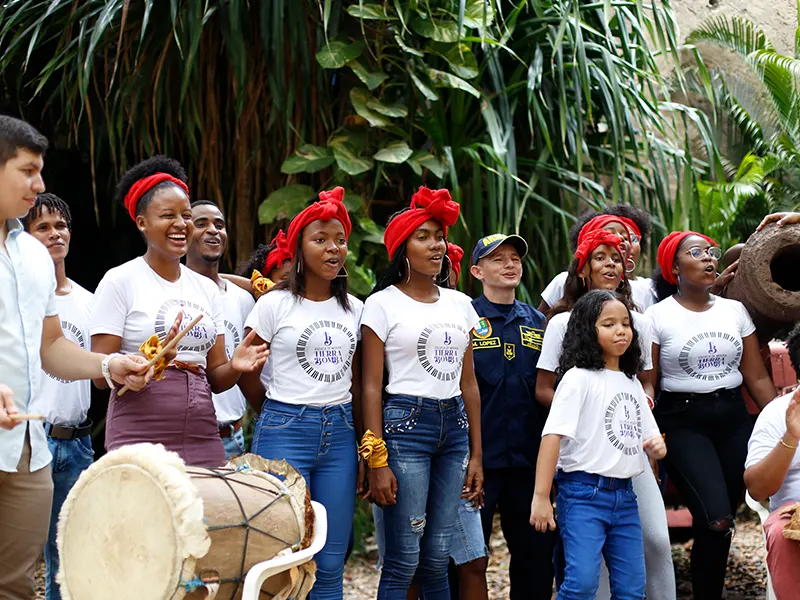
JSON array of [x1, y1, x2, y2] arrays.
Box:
[[57, 444, 314, 600], [726, 222, 800, 344]]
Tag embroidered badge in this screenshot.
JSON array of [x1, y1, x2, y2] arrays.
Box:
[[473, 337, 501, 350], [504, 343, 516, 361], [520, 326, 544, 351], [473, 318, 492, 339]]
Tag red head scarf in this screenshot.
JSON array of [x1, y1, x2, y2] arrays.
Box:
[[264, 230, 292, 275], [447, 242, 465, 285], [384, 187, 461, 259], [574, 229, 624, 272], [123, 173, 189, 221], [656, 231, 717, 285], [577, 215, 639, 247], [285, 187, 352, 259]]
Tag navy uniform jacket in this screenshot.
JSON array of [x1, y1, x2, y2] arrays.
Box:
[[471, 294, 547, 469]]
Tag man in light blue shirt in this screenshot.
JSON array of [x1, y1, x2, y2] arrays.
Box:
[[0, 115, 155, 599]]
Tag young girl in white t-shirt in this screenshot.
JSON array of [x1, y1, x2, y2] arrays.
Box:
[[239, 188, 363, 600], [360, 188, 483, 600], [91, 156, 267, 468], [531, 290, 666, 599], [647, 230, 776, 600]]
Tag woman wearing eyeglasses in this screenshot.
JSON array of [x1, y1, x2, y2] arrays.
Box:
[[646, 231, 776, 600]]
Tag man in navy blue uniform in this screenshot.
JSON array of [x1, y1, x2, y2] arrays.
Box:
[[470, 234, 556, 599]]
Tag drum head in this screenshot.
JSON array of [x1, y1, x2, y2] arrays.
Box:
[[60, 464, 184, 600]]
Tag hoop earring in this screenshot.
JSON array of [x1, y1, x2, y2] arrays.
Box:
[[337, 264, 348, 278], [405, 258, 411, 284], [443, 255, 452, 276], [625, 258, 636, 274]]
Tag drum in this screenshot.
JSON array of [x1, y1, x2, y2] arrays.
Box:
[[56, 443, 315, 600]]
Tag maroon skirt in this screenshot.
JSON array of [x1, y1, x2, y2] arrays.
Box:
[[105, 367, 226, 467]]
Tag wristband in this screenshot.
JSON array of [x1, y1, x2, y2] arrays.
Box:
[[780, 435, 798, 450], [101, 353, 121, 389], [645, 395, 655, 410]]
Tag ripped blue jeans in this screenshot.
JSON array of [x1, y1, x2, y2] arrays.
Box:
[[377, 394, 470, 600]]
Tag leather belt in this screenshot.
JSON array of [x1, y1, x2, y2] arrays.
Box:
[[219, 418, 243, 438], [45, 420, 93, 441]]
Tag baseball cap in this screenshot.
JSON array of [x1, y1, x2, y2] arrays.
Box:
[[471, 233, 529, 265]]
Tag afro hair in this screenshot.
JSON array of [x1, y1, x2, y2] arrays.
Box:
[[113, 155, 188, 218]]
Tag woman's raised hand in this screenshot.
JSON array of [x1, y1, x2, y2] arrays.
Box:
[[231, 329, 270, 373], [369, 466, 398, 506]]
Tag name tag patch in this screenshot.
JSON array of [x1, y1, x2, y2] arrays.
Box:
[[520, 326, 543, 350], [472, 337, 501, 350]]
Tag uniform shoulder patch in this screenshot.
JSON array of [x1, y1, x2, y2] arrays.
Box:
[[473, 317, 492, 339]]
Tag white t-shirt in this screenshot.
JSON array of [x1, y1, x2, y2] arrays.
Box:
[[543, 367, 661, 479], [245, 289, 363, 406], [361, 285, 480, 399], [90, 257, 224, 368], [212, 281, 255, 424], [541, 271, 654, 311], [745, 392, 800, 512], [30, 281, 93, 427], [537, 310, 653, 373], [646, 296, 756, 393]]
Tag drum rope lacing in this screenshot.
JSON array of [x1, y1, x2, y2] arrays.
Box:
[[177, 466, 304, 599]]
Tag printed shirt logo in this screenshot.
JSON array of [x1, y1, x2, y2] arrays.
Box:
[[504, 342, 516, 361], [678, 332, 742, 381], [520, 326, 543, 351], [604, 391, 642, 456], [155, 299, 216, 354], [295, 320, 357, 383], [48, 319, 86, 384], [417, 323, 469, 381], [473, 318, 492, 339], [223, 320, 242, 360]]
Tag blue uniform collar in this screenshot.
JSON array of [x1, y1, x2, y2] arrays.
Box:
[[475, 294, 527, 323]]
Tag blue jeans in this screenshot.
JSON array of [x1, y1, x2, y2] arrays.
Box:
[[556, 471, 645, 600], [377, 395, 470, 600], [221, 426, 246, 460], [45, 434, 94, 600], [253, 400, 356, 600]]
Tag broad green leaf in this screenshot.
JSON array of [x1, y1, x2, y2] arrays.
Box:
[[439, 43, 479, 79], [409, 68, 439, 101], [426, 68, 480, 97], [258, 185, 316, 224], [344, 252, 376, 296], [349, 88, 390, 127], [395, 33, 425, 56], [410, 16, 462, 43], [408, 151, 446, 178], [280, 145, 335, 174], [463, 0, 495, 28], [332, 142, 375, 175], [346, 3, 393, 20], [348, 60, 388, 90], [374, 140, 413, 163], [367, 97, 408, 117], [316, 40, 365, 69]]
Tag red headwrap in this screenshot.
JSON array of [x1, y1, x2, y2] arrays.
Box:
[[285, 187, 352, 258], [447, 243, 464, 285], [574, 229, 624, 272], [384, 187, 461, 259], [656, 231, 717, 285], [577, 215, 638, 247], [264, 230, 292, 275], [123, 173, 189, 221]]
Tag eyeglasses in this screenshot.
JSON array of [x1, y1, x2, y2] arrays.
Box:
[[630, 234, 640, 244], [685, 245, 722, 260]]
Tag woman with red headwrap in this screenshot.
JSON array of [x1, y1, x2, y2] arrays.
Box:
[[239, 187, 363, 600], [90, 156, 268, 467], [646, 231, 776, 600], [536, 226, 676, 600], [360, 187, 483, 600]]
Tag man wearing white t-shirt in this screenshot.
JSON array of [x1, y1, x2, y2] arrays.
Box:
[[22, 193, 95, 600], [187, 201, 254, 458], [744, 325, 800, 600]]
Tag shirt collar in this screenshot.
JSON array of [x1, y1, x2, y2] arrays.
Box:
[[6, 218, 23, 238], [476, 294, 525, 322]]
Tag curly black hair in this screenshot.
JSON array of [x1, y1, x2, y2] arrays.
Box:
[[603, 204, 653, 253], [558, 290, 644, 379], [274, 228, 351, 312], [787, 322, 800, 375], [549, 257, 633, 319], [23, 193, 72, 232], [568, 209, 600, 252], [651, 265, 678, 302], [113, 155, 189, 218], [237, 243, 273, 277], [370, 208, 451, 295]]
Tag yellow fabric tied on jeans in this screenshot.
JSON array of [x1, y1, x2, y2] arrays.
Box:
[[139, 334, 170, 381], [359, 430, 389, 469], [251, 269, 275, 298]]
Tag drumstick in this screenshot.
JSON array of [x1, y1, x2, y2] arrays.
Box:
[[9, 413, 45, 421], [117, 313, 205, 397]]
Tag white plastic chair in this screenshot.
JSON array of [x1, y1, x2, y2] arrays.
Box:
[[242, 500, 328, 600], [745, 491, 776, 600]]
